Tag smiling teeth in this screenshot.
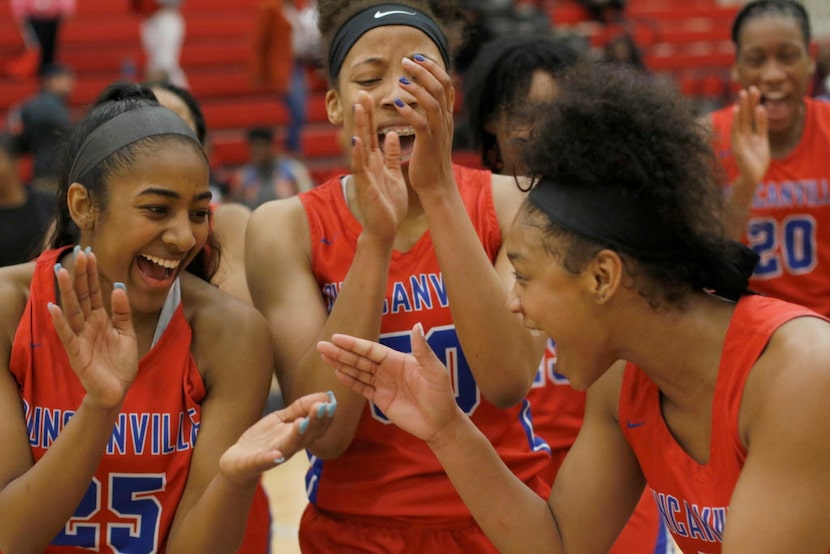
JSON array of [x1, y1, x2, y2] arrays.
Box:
[[379, 127, 415, 137], [141, 254, 180, 269]]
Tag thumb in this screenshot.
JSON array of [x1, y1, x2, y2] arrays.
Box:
[[410, 322, 436, 365], [383, 130, 402, 174]]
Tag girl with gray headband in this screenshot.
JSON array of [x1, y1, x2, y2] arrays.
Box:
[[0, 82, 336, 553], [245, 1, 554, 551]]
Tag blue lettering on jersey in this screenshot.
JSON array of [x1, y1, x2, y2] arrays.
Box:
[[22, 400, 199, 455], [652, 491, 726, 545], [322, 273, 451, 315], [752, 178, 830, 209]]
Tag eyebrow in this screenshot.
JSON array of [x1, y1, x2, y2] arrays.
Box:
[[507, 251, 523, 263], [137, 188, 212, 201]]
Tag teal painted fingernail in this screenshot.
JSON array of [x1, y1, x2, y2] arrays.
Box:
[[47, 302, 55, 310], [274, 456, 285, 464], [317, 404, 326, 418], [84, 246, 92, 255], [73, 245, 80, 254], [326, 390, 335, 403], [53, 263, 62, 275], [113, 282, 126, 290], [299, 417, 309, 435], [327, 401, 337, 417]]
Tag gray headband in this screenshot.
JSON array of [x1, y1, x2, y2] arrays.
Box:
[[69, 106, 200, 183], [328, 4, 451, 81]]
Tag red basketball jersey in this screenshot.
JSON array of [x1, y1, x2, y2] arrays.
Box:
[[299, 165, 551, 520], [710, 97, 830, 316], [10, 248, 269, 553], [619, 295, 821, 553]]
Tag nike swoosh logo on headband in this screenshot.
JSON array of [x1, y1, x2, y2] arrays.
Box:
[[374, 9, 417, 18]]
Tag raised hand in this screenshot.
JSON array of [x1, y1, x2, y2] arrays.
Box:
[[732, 86, 770, 187], [317, 324, 461, 443], [49, 248, 138, 410], [218, 391, 337, 484], [351, 90, 408, 243], [394, 55, 455, 195]]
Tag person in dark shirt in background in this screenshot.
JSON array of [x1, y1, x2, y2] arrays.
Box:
[[0, 133, 55, 267], [16, 63, 75, 193]]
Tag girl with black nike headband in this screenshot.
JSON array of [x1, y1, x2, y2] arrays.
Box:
[[245, 1, 555, 551]]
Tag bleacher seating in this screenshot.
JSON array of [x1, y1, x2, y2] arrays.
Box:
[[1, 0, 752, 185]]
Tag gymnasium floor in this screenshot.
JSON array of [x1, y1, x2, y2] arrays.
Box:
[[263, 452, 309, 554]]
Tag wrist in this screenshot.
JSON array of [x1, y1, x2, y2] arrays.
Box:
[[80, 394, 124, 418], [425, 408, 469, 454]]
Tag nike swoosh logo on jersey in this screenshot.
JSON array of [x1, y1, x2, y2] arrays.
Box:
[[374, 9, 416, 18], [626, 420, 646, 429]]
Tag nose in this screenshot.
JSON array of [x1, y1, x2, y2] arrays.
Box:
[[163, 210, 197, 253], [759, 58, 787, 83], [381, 74, 417, 110]]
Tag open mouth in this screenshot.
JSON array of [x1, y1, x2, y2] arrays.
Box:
[[379, 127, 416, 162], [760, 94, 792, 124], [136, 253, 180, 287]]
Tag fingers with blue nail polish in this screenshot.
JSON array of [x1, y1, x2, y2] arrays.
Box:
[[299, 417, 309, 434]]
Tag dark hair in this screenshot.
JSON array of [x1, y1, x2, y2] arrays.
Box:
[[462, 36, 580, 170], [731, 0, 811, 49], [49, 81, 220, 282], [247, 126, 274, 143], [145, 80, 208, 145], [521, 63, 746, 307], [317, 0, 466, 85]]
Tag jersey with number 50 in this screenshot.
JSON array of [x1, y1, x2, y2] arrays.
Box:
[[300, 165, 552, 520], [711, 96, 830, 317]]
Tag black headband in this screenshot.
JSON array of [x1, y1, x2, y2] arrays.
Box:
[[69, 106, 200, 183], [528, 178, 759, 300], [328, 4, 451, 81]]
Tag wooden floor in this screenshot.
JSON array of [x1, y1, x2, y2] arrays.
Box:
[[263, 451, 310, 554]]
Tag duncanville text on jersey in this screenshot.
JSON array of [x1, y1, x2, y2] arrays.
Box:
[[322, 272, 450, 314], [750, 178, 830, 209], [24, 400, 200, 455]]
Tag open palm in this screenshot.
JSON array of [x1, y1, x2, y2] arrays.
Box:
[[351, 91, 408, 242], [50, 250, 138, 409], [318, 324, 460, 442], [732, 87, 770, 185]]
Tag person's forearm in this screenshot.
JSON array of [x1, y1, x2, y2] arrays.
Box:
[[0, 397, 119, 553], [419, 188, 541, 406], [427, 412, 562, 554], [166, 473, 258, 554], [724, 175, 757, 241], [287, 233, 393, 457]]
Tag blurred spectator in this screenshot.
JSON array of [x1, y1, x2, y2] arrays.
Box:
[[16, 63, 75, 193], [131, 0, 188, 87], [603, 33, 647, 70], [10, 0, 76, 77], [0, 133, 55, 267], [231, 126, 313, 209], [282, 0, 320, 154]]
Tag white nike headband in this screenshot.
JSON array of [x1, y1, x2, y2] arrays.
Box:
[[327, 3, 451, 81]]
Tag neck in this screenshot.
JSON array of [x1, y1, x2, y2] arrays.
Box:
[[614, 293, 735, 407], [769, 100, 806, 159]]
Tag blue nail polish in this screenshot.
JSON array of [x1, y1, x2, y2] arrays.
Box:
[[399, 76, 410, 85], [114, 282, 126, 290], [317, 404, 326, 418], [53, 263, 62, 275], [413, 53, 426, 62], [299, 417, 309, 435], [351, 136, 356, 146], [327, 401, 337, 417], [394, 98, 405, 108], [73, 245, 80, 254], [47, 302, 55, 310], [274, 456, 286, 464], [326, 390, 335, 403], [84, 246, 92, 255]]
